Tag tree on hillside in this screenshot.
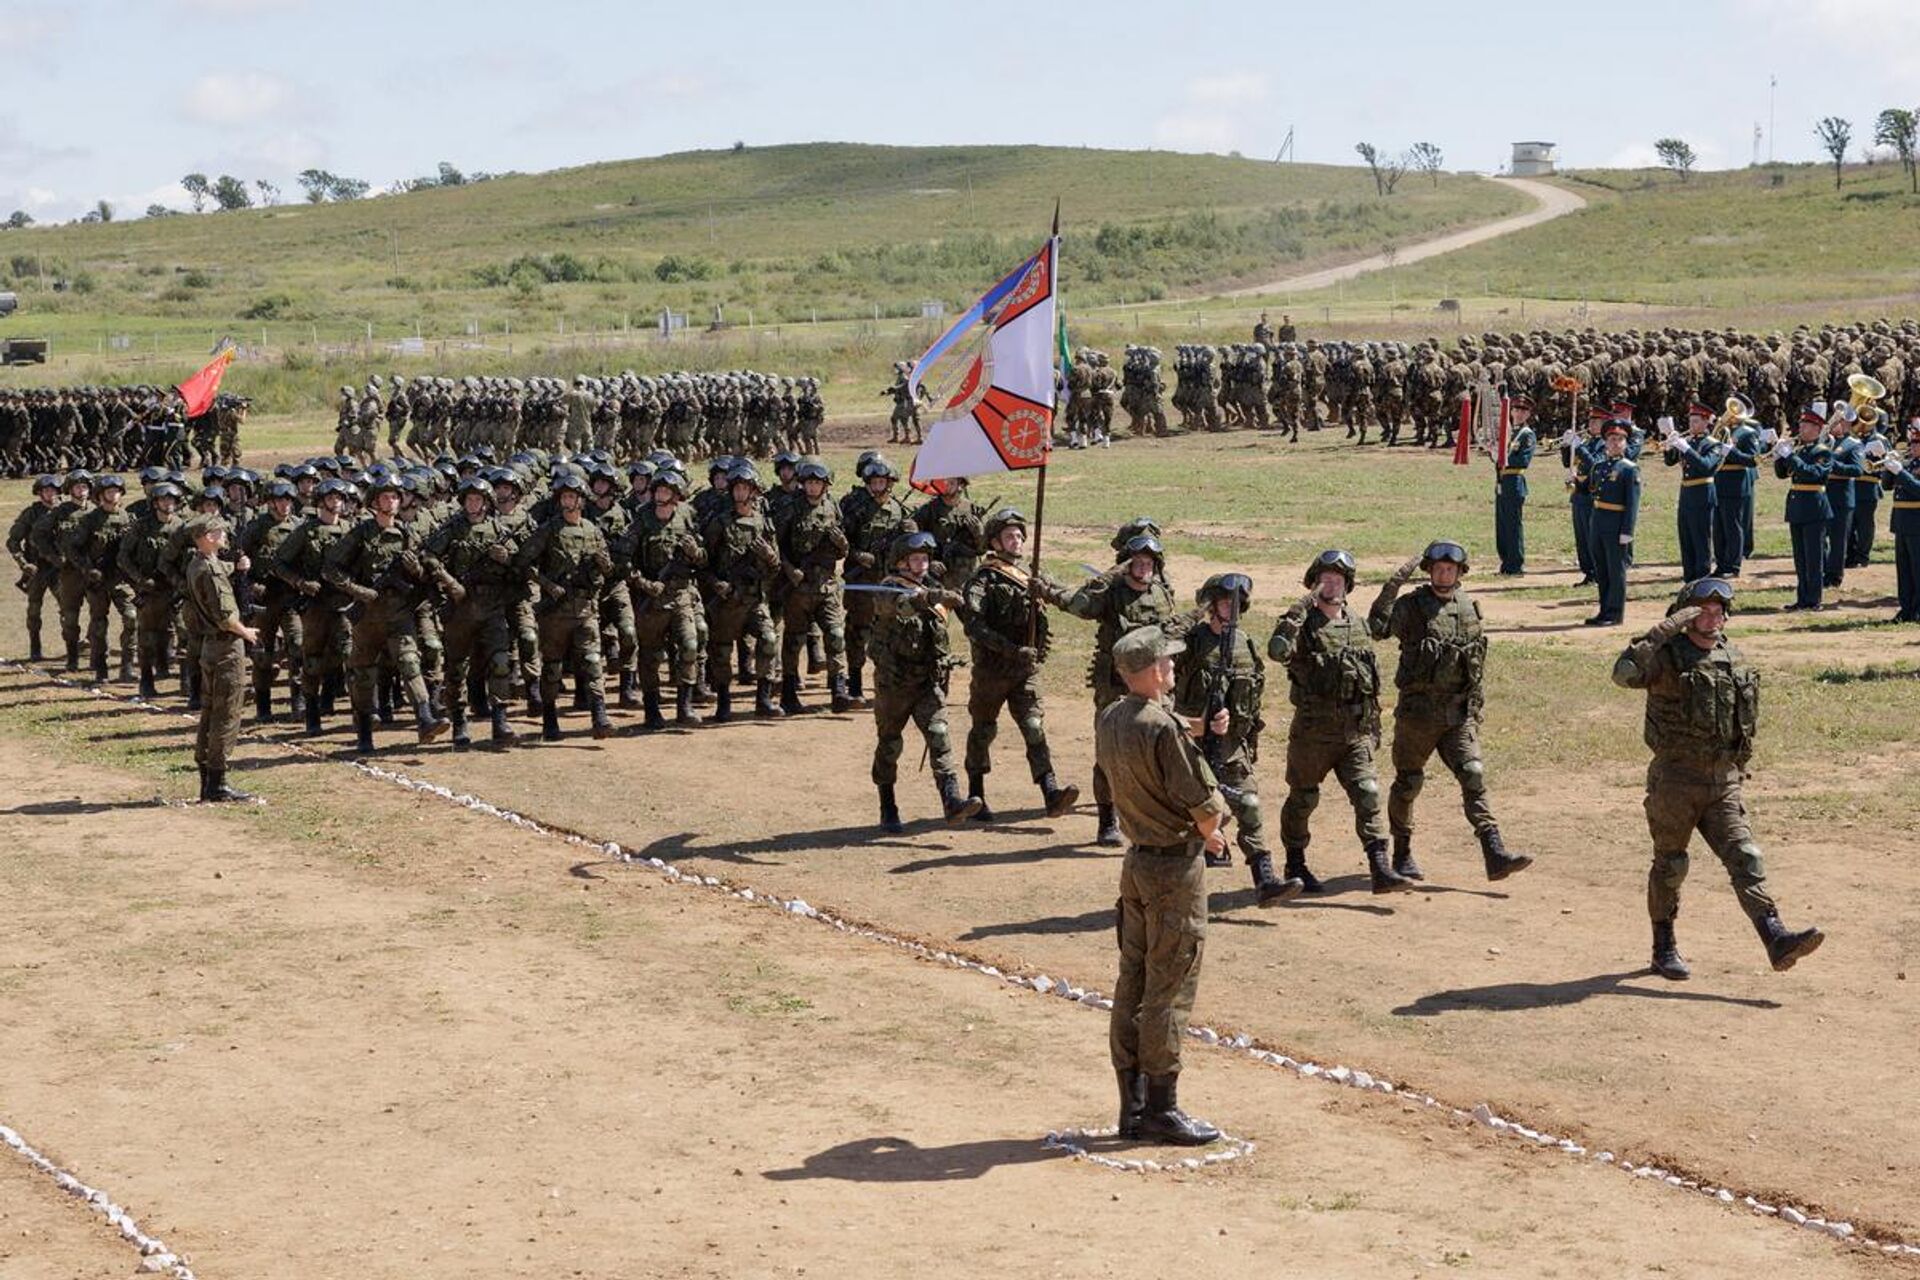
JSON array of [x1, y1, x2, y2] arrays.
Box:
[[1354, 143, 1407, 195], [145, 204, 176, 219], [298, 169, 335, 203], [94, 199, 114, 223], [1654, 138, 1697, 181], [181, 172, 210, 213], [1355, 143, 1385, 194], [211, 175, 252, 211], [1409, 142, 1444, 187], [4, 211, 32, 229], [1815, 116, 1853, 189], [1874, 108, 1918, 192], [255, 179, 281, 206], [330, 176, 369, 202], [436, 161, 465, 187]]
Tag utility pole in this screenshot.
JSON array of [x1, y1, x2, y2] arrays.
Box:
[[1768, 74, 1777, 163]]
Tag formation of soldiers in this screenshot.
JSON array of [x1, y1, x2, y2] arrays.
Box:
[[0, 384, 249, 474], [341, 370, 827, 466]]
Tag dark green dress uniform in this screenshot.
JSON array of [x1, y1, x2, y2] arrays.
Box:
[[236, 503, 306, 721], [1884, 451, 1920, 621], [868, 560, 976, 827], [271, 503, 353, 731], [1562, 422, 1606, 582], [512, 512, 613, 739], [1774, 435, 1833, 610], [1585, 449, 1639, 625], [1847, 428, 1886, 568], [1612, 605, 1822, 976], [1172, 610, 1274, 875], [701, 504, 784, 719], [1661, 430, 1725, 583], [323, 511, 449, 747], [1711, 422, 1762, 577], [183, 529, 247, 785], [1063, 557, 1179, 844], [1822, 432, 1863, 587], [422, 499, 522, 746], [1493, 421, 1535, 574], [962, 549, 1076, 817]]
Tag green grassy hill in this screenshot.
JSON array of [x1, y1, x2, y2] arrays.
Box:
[[0, 143, 1519, 355]]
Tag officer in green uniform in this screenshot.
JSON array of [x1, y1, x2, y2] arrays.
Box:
[[775, 459, 853, 714], [1368, 541, 1532, 882], [323, 474, 453, 752], [1821, 408, 1864, 588], [1882, 423, 1920, 620], [1661, 404, 1726, 584], [236, 479, 306, 722], [422, 477, 521, 749], [513, 467, 614, 742], [1712, 406, 1766, 577], [701, 461, 785, 721], [1492, 394, 1536, 575], [1561, 404, 1608, 585], [1611, 578, 1825, 978], [1062, 522, 1181, 847], [869, 530, 981, 832], [621, 467, 708, 728], [1173, 572, 1301, 904], [62, 473, 134, 684], [1098, 625, 1229, 1147], [1772, 408, 1833, 611], [7, 474, 61, 662], [1848, 412, 1889, 568], [1585, 415, 1640, 626], [1267, 549, 1410, 894], [182, 514, 257, 803], [959, 509, 1080, 821], [273, 477, 354, 735]]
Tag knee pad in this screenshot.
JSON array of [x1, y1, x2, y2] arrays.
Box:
[[1289, 785, 1322, 813], [1393, 768, 1426, 795], [1456, 759, 1485, 792]]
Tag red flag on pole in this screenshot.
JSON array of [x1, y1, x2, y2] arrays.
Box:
[[1452, 398, 1473, 465], [176, 344, 236, 418]]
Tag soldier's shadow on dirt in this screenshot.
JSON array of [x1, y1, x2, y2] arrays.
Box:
[[965, 884, 1397, 939], [0, 797, 164, 815], [1392, 970, 1782, 1016], [762, 1135, 1066, 1182], [621, 826, 926, 867]]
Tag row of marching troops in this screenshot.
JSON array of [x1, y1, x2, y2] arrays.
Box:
[[0, 384, 250, 475], [336, 370, 827, 466]]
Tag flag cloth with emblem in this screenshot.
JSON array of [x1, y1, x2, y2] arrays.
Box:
[[176, 338, 238, 418], [907, 236, 1060, 484]]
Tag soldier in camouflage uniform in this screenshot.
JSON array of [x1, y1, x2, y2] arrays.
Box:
[[621, 467, 708, 728], [1267, 549, 1410, 894], [423, 477, 521, 749], [1367, 541, 1532, 883], [235, 479, 306, 722], [274, 478, 355, 734], [1611, 578, 1824, 979], [840, 457, 914, 705], [9, 474, 62, 661], [702, 461, 785, 721], [870, 530, 981, 832], [182, 514, 257, 803], [959, 508, 1080, 821], [62, 472, 135, 683], [775, 459, 853, 714], [909, 477, 985, 591], [47, 470, 95, 672], [513, 467, 613, 741]]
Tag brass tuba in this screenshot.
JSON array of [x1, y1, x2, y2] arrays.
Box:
[[1713, 394, 1751, 442], [1848, 372, 1886, 409]]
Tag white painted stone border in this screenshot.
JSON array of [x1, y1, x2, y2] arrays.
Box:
[[0, 1123, 195, 1277], [1042, 1125, 1256, 1175], [7, 660, 1915, 1260]]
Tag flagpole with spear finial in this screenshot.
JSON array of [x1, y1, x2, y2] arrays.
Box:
[[1028, 199, 1061, 646]]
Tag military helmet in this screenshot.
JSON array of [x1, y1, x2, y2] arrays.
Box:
[[549, 467, 589, 496], [1419, 540, 1470, 574], [1671, 577, 1735, 616], [1304, 548, 1357, 589], [864, 458, 901, 482], [63, 468, 94, 492], [291, 463, 319, 483], [626, 458, 656, 478], [456, 477, 495, 504], [365, 473, 403, 498], [1110, 516, 1161, 552], [138, 464, 168, 486], [855, 449, 887, 478], [1195, 571, 1253, 610], [983, 507, 1027, 542], [95, 473, 127, 494], [31, 473, 59, 493], [726, 461, 763, 490], [150, 481, 185, 504], [772, 450, 801, 470], [651, 468, 691, 498], [314, 477, 352, 501], [195, 484, 229, 510], [1116, 532, 1165, 566], [487, 466, 525, 494], [890, 529, 940, 565], [795, 459, 832, 484], [265, 479, 297, 501], [708, 454, 737, 477]]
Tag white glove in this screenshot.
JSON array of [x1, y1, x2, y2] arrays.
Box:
[[1885, 455, 1907, 476], [1618, 534, 1633, 545], [1774, 439, 1793, 460], [1757, 427, 1778, 448], [1671, 437, 1693, 456], [1558, 430, 1578, 450], [1656, 415, 1675, 435], [1865, 439, 1888, 459], [1564, 468, 1576, 483]]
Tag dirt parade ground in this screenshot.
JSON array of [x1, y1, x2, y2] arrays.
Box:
[[2, 431, 1917, 1278]]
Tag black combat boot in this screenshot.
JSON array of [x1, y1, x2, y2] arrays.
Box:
[[780, 671, 805, 716], [197, 766, 213, 803], [1754, 912, 1824, 972], [204, 769, 254, 804], [304, 694, 323, 737], [829, 674, 854, 713], [1116, 1069, 1148, 1139], [878, 784, 904, 834], [27, 633, 43, 662], [90, 654, 109, 684], [846, 667, 866, 707], [185, 665, 201, 712], [376, 679, 395, 725], [255, 682, 274, 724], [64, 644, 79, 673], [571, 673, 590, 711], [525, 677, 543, 720], [1283, 846, 1323, 894], [1137, 1075, 1220, 1146], [711, 679, 733, 723], [755, 678, 782, 718], [1094, 802, 1123, 848], [449, 703, 471, 751], [966, 770, 993, 822], [1249, 851, 1304, 906], [937, 772, 984, 823], [321, 670, 341, 715], [1392, 831, 1424, 881], [1477, 827, 1534, 881], [1040, 773, 1080, 819], [676, 684, 703, 725], [590, 696, 613, 739], [1651, 919, 1691, 981], [617, 670, 640, 710], [541, 700, 561, 742], [353, 712, 376, 755], [1367, 839, 1413, 893], [138, 662, 157, 700], [489, 704, 516, 747], [415, 700, 450, 744], [642, 688, 667, 731]]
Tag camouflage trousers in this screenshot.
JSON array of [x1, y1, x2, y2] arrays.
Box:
[[963, 663, 1053, 782], [1280, 717, 1387, 851], [598, 583, 637, 678], [251, 592, 305, 696], [635, 588, 702, 690], [23, 566, 56, 646], [870, 679, 954, 787], [707, 595, 778, 681], [346, 601, 429, 714], [780, 583, 845, 678], [511, 597, 540, 685], [135, 591, 174, 674], [537, 600, 602, 701], [1110, 849, 1206, 1078], [85, 583, 136, 670], [1215, 759, 1269, 863], [299, 605, 351, 697], [1388, 711, 1495, 838], [195, 633, 247, 771], [443, 596, 515, 707], [55, 569, 88, 659], [844, 589, 881, 685], [1643, 760, 1776, 925]]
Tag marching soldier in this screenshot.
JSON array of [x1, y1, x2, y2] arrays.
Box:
[[236, 479, 306, 723], [775, 459, 853, 715], [182, 513, 257, 803], [700, 461, 785, 721], [47, 469, 94, 672], [273, 477, 355, 735], [7, 475, 61, 662], [513, 467, 614, 741], [1660, 404, 1727, 584], [1611, 578, 1824, 978], [841, 458, 914, 707], [62, 473, 134, 684], [1367, 541, 1532, 882], [869, 530, 980, 832], [909, 477, 986, 590], [1585, 415, 1639, 627], [1772, 408, 1833, 612], [1562, 404, 1608, 585], [1882, 422, 1920, 620], [1267, 549, 1410, 894], [621, 467, 708, 728], [959, 508, 1080, 820], [422, 477, 521, 750], [1492, 393, 1536, 575], [1173, 572, 1302, 904]]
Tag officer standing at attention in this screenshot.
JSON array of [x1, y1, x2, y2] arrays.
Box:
[[1492, 393, 1536, 575], [1098, 625, 1229, 1147], [1561, 404, 1609, 586], [1660, 404, 1727, 584], [1585, 414, 1640, 626], [1611, 578, 1824, 978], [1772, 408, 1833, 612], [1881, 422, 1920, 621], [182, 513, 258, 803]]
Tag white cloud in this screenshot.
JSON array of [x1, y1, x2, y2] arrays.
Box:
[[1738, 0, 1920, 82], [182, 71, 298, 125], [24, 188, 61, 211], [240, 129, 331, 172], [1185, 72, 1269, 108], [1154, 112, 1241, 154], [517, 71, 719, 132], [1150, 69, 1270, 156]]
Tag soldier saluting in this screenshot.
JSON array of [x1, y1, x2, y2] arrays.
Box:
[[1611, 578, 1823, 978]]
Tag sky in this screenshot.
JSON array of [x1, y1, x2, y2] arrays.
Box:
[[6, 0, 1920, 222]]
